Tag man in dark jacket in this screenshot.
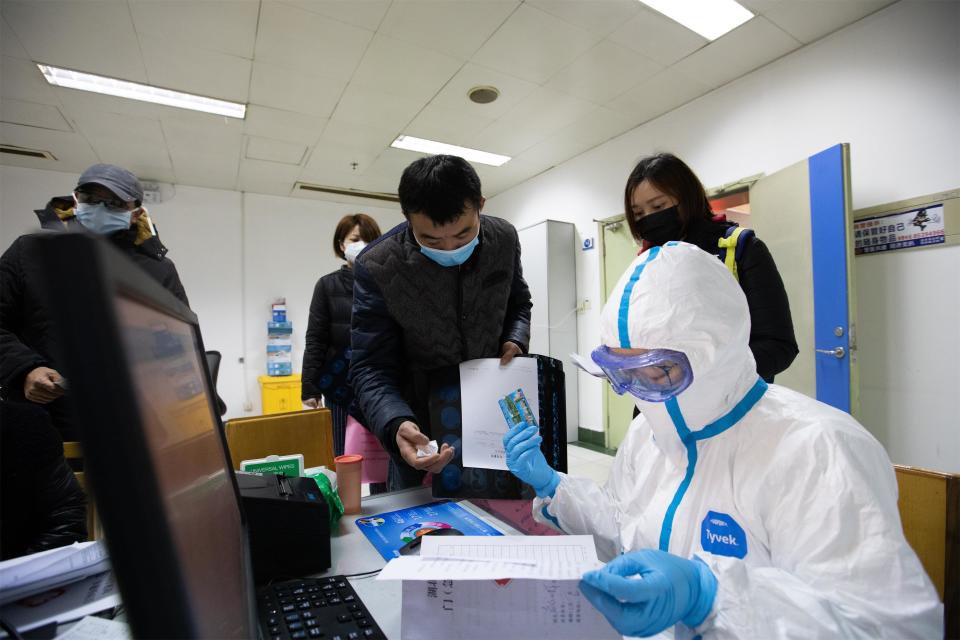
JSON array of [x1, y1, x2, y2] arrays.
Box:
[[0, 164, 190, 439], [350, 155, 532, 491]]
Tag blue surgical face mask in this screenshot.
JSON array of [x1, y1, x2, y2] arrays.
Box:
[[75, 202, 132, 235], [416, 227, 480, 267]]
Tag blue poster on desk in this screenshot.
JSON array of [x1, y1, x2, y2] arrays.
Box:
[[356, 501, 503, 560]]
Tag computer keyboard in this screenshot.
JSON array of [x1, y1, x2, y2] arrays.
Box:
[[257, 575, 387, 640]]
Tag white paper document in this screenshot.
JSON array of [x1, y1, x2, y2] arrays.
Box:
[[569, 351, 605, 378], [392, 535, 617, 640], [379, 535, 602, 580], [459, 358, 539, 471], [0, 541, 110, 606], [0, 571, 121, 633], [57, 615, 131, 640]]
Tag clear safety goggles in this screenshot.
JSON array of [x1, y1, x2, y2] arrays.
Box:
[[590, 345, 694, 402]]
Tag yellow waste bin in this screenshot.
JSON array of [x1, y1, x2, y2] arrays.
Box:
[[258, 374, 302, 415]]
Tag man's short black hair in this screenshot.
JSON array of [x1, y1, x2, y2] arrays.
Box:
[[398, 155, 482, 225]]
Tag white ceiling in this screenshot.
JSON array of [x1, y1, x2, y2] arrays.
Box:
[[0, 0, 895, 201]]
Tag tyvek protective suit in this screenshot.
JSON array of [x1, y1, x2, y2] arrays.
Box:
[[534, 242, 942, 638]]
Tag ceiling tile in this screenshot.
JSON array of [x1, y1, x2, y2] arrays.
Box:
[[139, 35, 252, 103], [129, 0, 260, 59], [349, 35, 463, 103], [562, 105, 639, 146], [404, 104, 495, 148], [525, 0, 642, 36], [378, 0, 519, 59], [70, 112, 171, 174], [2, 0, 147, 81], [318, 118, 398, 158], [1, 16, 29, 58], [1, 99, 72, 131], [170, 150, 239, 191], [300, 143, 379, 188], [244, 105, 327, 144], [669, 17, 800, 89], [361, 147, 420, 193], [254, 2, 373, 81], [236, 158, 301, 195], [277, 0, 391, 32], [245, 136, 307, 165], [759, 0, 895, 44], [161, 116, 244, 158], [0, 56, 60, 104], [471, 4, 602, 84], [428, 63, 539, 120], [0, 122, 98, 171], [608, 5, 708, 67], [607, 68, 711, 125], [473, 87, 596, 156], [249, 62, 346, 118], [329, 83, 426, 132], [512, 134, 595, 173], [546, 40, 662, 104]]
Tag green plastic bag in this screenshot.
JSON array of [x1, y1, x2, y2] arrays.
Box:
[[305, 470, 343, 528]]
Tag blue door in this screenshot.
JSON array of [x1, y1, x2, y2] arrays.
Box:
[[750, 144, 856, 414]]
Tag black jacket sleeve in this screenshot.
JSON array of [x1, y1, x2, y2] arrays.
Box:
[[738, 237, 799, 381], [348, 258, 416, 458], [0, 238, 47, 393], [302, 277, 331, 400], [499, 233, 533, 352], [163, 260, 190, 307]]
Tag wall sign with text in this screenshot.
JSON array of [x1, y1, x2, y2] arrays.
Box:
[[854, 204, 944, 255]]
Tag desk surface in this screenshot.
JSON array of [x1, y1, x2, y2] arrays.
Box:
[[321, 487, 524, 638]]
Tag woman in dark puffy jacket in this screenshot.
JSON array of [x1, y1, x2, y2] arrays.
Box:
[[625, 153, 798, 382], [301, 214, 382, 456]]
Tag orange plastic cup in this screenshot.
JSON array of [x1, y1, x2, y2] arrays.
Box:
[[335, 454, 363, 514]]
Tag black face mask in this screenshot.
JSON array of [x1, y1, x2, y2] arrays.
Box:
[[636, 205, 682, 246]]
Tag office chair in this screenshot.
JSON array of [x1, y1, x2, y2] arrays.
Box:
[[205, 350, 227, 416]]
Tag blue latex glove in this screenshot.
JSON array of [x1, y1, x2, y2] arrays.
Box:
[[579, 549, 718, 637], [502, 421, 560, 498]]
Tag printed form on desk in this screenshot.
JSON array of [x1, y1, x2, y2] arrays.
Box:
[[380, 535, 619, 640]]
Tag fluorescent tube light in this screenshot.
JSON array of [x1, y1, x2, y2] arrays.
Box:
[[637, 0, 753, 41], [37, 64, 246, 119], [390, 135, 511, 167]]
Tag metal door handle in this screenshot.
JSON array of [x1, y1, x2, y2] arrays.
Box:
[[815, 346, 845, 359]]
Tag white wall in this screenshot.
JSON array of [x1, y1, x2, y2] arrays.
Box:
[[486, 0, 960, 470], [0, 164, 404, 419]]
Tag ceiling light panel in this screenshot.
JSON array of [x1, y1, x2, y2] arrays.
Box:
[[390, 135, 511, 167], [37, 64, 246, 119], [637, 0, 753, 41]]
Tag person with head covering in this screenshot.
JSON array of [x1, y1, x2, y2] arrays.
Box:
[[503, 242, 941, 638], [1, 163, 189, 439]]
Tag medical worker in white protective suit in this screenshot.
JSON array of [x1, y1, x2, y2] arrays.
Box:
[[503, 242, 942, 639]]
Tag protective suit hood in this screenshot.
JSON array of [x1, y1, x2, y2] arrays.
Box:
[[599, 242, 759, 466]]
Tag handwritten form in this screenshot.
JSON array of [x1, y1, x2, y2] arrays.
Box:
[[386, 535, 618, 640], [460, 358, 539, 471]]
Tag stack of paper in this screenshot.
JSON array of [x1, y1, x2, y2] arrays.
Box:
[[380, 535, 619, 640]]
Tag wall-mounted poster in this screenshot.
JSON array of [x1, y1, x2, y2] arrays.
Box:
[[854, 204, 944, 254]]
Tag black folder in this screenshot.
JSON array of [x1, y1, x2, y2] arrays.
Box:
[[427, 354, 568, 500]]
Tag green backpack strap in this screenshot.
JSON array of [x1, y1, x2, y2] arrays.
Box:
[[717, 225, 755, 282]]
